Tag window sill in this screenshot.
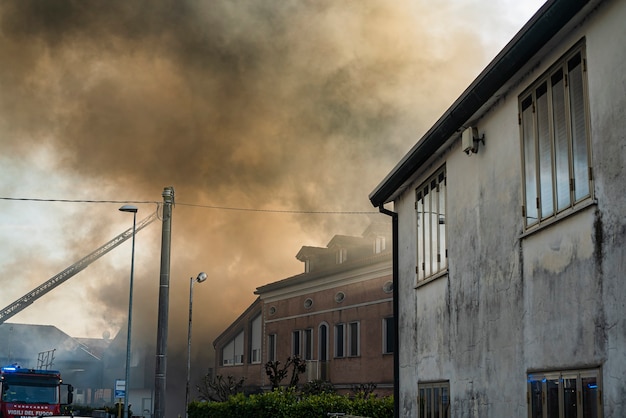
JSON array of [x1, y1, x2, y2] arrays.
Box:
[[520, 199, 597, 239], [415, 269, 449, 289]]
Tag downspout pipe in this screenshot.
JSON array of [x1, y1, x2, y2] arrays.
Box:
[[379, 204, 399, 418]]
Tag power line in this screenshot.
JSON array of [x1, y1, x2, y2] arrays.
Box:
[[177, 202, 376, 214], [0, 196, 378, 215], [0, 197, 158, 204]]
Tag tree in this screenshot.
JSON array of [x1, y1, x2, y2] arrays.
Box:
[[264, 355, 306, 390], [196, 374, 246, 402]]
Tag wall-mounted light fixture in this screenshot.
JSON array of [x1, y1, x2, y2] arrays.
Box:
[[462, 126, 485, 155]]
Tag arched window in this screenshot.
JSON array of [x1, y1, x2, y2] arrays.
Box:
[[318, 322, 329, 381], [318, 323, 328, 362]]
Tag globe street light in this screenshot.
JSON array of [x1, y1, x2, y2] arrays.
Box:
[[119, 204, 138, 418], [185, 272, 207, 418]]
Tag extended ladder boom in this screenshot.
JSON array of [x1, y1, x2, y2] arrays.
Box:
[[0, 210, 158, 325]]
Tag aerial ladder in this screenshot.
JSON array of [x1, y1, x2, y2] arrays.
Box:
[[0, 209, 159, 325]]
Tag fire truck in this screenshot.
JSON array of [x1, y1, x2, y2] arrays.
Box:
[[0, 365, 73, 418]]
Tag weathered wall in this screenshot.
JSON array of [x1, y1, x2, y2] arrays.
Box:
[[394, 0, 626, 416], [583, 0, 626, 414], [395, 188, 419, 416]]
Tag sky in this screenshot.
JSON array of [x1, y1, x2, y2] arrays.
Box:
[[0, 0, 544, 414]]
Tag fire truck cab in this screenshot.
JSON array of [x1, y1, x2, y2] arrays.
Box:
[[0, 365, 73, 418]]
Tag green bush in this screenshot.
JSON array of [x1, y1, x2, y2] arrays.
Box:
[[188, 389, 393, 418], [349, 393, 394, 418], [300, 379, 337, 396]]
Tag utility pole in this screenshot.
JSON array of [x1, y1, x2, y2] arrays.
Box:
[[154, 186, 174, 418]]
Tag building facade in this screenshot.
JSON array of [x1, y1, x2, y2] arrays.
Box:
[[369, 0, 625, 416], [213, 221, 394, 395]]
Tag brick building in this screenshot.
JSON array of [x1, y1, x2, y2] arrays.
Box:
[[213, 220, 394, 395]]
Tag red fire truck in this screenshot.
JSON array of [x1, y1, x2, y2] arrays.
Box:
[[0, 365, 73, 418]]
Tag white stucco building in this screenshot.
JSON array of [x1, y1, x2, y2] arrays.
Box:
[[369, 0, 625, 416]]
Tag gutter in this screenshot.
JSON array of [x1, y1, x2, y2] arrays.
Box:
[[369, 0, 590, 207], [378, 205, 399, 418]]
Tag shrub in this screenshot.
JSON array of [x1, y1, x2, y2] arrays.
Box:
[[300, 379, 337, 396], [196, 374, 246, 402], [188, 389, 393, 418], [351, 382, 378, 398], [349, 393, 394, 418]]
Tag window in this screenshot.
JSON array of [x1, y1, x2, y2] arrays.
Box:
[[234, 332, 244, 364], [375, 236, 386, 253], [520, 43, 592, 229], [292, 330, 301, 357], [336, 248, 348, 264], [319, 323, 329, 362], [334, 323, 345, 358], [221, 330, 244, 366], [222, 340, 234, 365], [303, 328, 313, 360], [418, 381, 450, 418], [348, 321, 360, 357], [268, 334, 277, 362], [528, 368, 602, 418], [383, 317, 394, 354], [416, 166, 447, 282], [250, 314, 262, 364]]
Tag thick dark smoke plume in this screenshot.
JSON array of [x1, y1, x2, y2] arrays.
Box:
[[0, 0, 540, 416]]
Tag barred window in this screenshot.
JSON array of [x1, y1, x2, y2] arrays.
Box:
[[418, 381, 450, 418], [415, 166, 447, 282], [520, 42, 592, 229], [528, 368, 602, 417]]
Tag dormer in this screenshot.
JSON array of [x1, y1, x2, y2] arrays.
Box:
[[295, 246, 327, 273], [327, 235, 363, 265], [295, 220, 392, 273], [362, 220, 392, 254]]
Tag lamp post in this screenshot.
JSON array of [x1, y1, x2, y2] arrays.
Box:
[[119, 204, 138, 418], [185, 272, 207, 418]]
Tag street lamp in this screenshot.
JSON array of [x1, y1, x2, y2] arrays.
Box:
[[119, 204, 138, 418], [185, 272, 207, 418]]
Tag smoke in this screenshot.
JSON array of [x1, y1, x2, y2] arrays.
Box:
[[0, 0, 542, 415]]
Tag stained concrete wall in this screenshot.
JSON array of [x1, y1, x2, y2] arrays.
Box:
[[393, 0, 626, 416]]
